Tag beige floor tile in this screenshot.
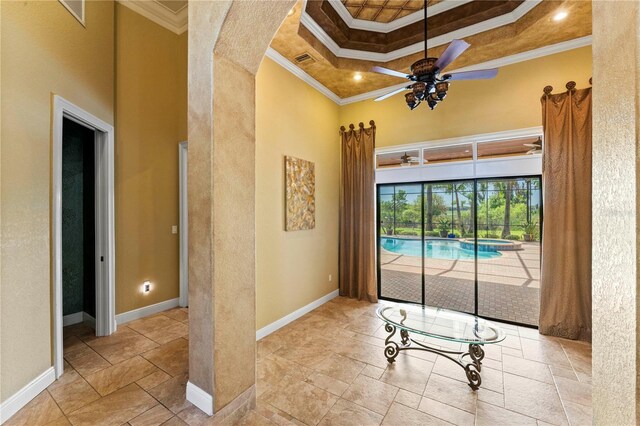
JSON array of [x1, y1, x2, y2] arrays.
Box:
[[423, 374, 477, 414], [476, 401, 537, 426], [235, 410, 276, 426], [64, 336, 89, 354], [137, 370, 172, 391], [273, 337, 334, 368], [262, 380, 338, 425], [67, 383, 156, 426], [381, 402, 450, 426], [45, 416, 72, 425], [144, 322, 189, 345], [503, 373, 567, 425], [48, 372, 101, 415], [549, 364, 578, 382], [128, 405, 174, 426], [162, 309, 189, 323], [147, 373, 192, 414], [85, 356, 158, 396], [66, 349, 111, 377], [342, 374, 398, 415], [360, 364, 385, 380], [314, 354, 365, 383], [257, 354, 312, 390], [477, 388, 504, 407], [519, 338, 571, 368], [4, 391, 65, 426], [64, 323, 95, 340], [394, 389, 421, 409], [305, 371, 350, 396], [257, 336, 283, 359], [563, 401, 592, 426], [502, 355, 554, 384], [161, 416, 188, 426], [142, 338, 189, 377], [554, 376, 591, 407], [127, 315, 182, 336], [418, 396, 475, 426], [335, 340, 391, 369], [379, 353, 433, 394], [85, 327, 160, 365], [319, 398, 383, 426]]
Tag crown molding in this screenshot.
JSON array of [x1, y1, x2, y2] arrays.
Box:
[[264, 48, 342, 104], [326, 0, 473, 33], [327, 0, 472, 33], [266, 36, 592, 107], [118, 0, 188, 35], [301, 0, 542, 62]]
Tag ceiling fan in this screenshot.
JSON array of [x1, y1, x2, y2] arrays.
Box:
[[524, 137, 542, 154], [371, 0, 498, 110]]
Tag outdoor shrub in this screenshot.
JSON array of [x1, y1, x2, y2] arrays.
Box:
[[462, 232, 475, 238], [397, 229, 418, 236], [505, 235, 520, 240], [484, 233, 500, 238], [424, 231, 440, 237]]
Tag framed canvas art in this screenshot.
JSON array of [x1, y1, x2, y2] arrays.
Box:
[[284, 156, 315, 231]]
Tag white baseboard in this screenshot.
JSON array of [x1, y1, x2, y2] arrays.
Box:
[[0, 367, 55, 424], [256, 289, 339, 340], [62, 312, 84, 327], [83, 312, 96, 328], [186, 381, 214, 416], [115, 298, 180, 325]]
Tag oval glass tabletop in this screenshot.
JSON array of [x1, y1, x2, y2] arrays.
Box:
[[376, 304, 506, 344]]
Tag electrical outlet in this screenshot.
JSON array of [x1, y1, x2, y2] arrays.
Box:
[[172, 225, 178, 234], [143, 281, 151, 293], [329, 274, 333, 282]]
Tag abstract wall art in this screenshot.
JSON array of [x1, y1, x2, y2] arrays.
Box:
[[284, 155, 315, 231]]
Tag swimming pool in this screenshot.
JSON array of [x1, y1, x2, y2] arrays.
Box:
[[381, 238, 502, 260]]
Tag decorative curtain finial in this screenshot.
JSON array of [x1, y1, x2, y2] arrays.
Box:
[[566, 81, 576, 92], [543, 85, 553, 96]]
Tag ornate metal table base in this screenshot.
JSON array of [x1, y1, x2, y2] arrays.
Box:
[[383, 324, 485, 390]]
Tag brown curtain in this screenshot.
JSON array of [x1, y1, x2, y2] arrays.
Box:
[[339, 121, 378, 302], [539, 84, 592, 341]]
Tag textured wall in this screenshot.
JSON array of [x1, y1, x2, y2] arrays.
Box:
[[114, 3, 188, 314], [0, 0, 114, 402], [256, 57, 340, 329], [591, 1, 640, 424], [339, 46, 592, 147], [187, 0, 294, 415]]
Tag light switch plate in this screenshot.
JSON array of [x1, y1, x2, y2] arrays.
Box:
[[172, 225, 178, 234]]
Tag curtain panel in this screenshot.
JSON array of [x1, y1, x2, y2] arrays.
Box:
[[339, 121, 378, 302], [539, 83, 592, 341]]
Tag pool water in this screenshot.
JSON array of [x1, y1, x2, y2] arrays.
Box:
[[381, 238, 501, 260]]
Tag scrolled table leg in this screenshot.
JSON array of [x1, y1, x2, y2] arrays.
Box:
[[469, 344, 485, 371], [464, 364, 482, 390], [384, 323, 400, 363]]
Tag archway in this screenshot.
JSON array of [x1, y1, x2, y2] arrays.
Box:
[[185, 0, 294, 419]]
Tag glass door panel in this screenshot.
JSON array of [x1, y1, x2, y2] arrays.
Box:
[[378, 184, 423, 303], [423, 181, 475, 314], [476, 177, 541, 326]]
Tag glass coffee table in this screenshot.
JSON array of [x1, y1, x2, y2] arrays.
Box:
[[376, 304, 505, 390]]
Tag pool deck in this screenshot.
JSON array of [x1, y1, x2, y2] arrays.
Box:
[[379, 240, 540, 326]]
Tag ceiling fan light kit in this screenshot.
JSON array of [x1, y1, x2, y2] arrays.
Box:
[[371, 0, 498, 110]]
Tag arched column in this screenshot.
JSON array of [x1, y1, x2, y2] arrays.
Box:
[[186, 0, 294, 419]]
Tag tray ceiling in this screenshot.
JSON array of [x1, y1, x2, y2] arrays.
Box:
[[341, 0, 426, 23], [268, 0, 592, 99]]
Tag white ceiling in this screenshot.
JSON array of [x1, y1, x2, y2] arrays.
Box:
[[118, 0, 188, 34]]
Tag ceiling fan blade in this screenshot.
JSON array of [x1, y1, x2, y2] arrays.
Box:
[[523, 143, 541, 148], [371, 66, 410, 79], [444, 68, 498, 81], [434, 39, 470, 72], [375, 86, 411, 101], [527, 148, 541, 155]]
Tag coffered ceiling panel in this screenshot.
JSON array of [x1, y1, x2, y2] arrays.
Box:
[[342, 0, 425, 23], [269, 0, 592, 99]]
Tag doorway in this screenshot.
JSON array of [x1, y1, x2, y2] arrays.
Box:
[[377, 176, 542, 327], [53, 96, 115, 379], [61, 118, 96, 327]]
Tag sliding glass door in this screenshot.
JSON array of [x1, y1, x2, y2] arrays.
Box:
[[377, 176, 541, 327]]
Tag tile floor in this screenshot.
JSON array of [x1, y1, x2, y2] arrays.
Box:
[[7, 297, 592, 426]]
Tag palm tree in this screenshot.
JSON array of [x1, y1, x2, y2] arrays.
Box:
[[501, 181, 513, 238]]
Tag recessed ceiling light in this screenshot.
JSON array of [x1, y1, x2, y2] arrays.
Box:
[[553, 11, 568, 21], [288, 7, 296, 16], [353, 73, 363, 81]]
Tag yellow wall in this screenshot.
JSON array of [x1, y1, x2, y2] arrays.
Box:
[[256, 57, 340, 329], [0, 0, 115, 401], [339, 46, 593, 147], [114, 4, 187, 314]]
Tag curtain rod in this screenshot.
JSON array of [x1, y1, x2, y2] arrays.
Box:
[[340, 120, 376, 133], [543, 78, 592, 96]]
